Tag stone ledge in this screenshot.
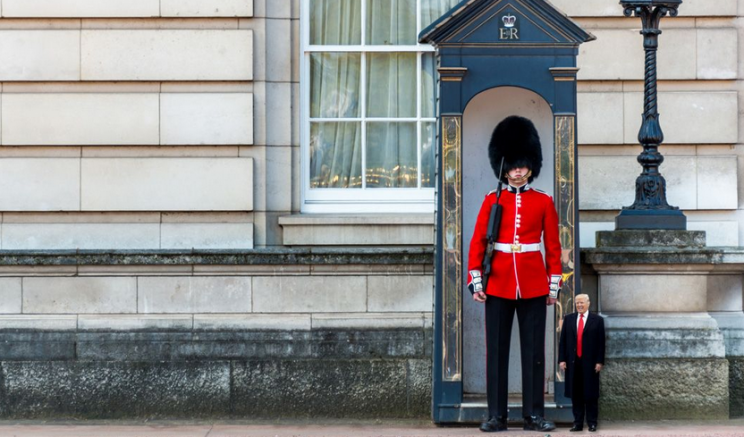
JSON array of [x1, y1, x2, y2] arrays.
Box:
[[279, 214, 434, 246], [0, 248, 434, 267], [582, 247, 736, 266]]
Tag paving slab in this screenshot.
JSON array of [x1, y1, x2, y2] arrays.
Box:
[[0, 420, 743, 437]]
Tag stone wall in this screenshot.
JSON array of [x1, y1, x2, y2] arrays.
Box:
[[0, 0, 294, 249], [0, 249, 434, 419]]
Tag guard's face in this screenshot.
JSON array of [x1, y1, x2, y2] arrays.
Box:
[[575, 296, 589, 314], [507, 167, 529, 181]]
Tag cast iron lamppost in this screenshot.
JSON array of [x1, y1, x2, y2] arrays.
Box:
[[615, 0, 686, 230]]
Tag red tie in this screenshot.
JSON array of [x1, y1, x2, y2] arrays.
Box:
[[577, 314, 584, 358]]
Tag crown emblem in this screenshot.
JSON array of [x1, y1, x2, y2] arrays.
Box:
[[502, 14, 516, 28]]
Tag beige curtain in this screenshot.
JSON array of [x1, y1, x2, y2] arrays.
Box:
[[309, 0, 454, 189]]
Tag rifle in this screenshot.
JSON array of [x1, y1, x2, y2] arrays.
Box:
[[481, 157, 505, 291]]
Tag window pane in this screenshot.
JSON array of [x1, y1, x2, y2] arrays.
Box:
[[366, 53, 416, 118], [366, 122, 417, 188], [310, 0, 361, 45], [366, 0, 416, 45], [311, 53, 361, 118], [421, 122, 436, 187], [421, 0, 462, 29], [310, 122, 362, 188], [421, 53, 437, 118]]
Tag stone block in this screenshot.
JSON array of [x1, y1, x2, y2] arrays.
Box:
[[280, 214, 435, 245], [0, 279, 21, 314], [253, 276, 366, 313], [687, 221, 739, 247], [0, 330, 75, 362], [708, 275, 743, 312], [1, 0, 159, 17], [138, 277, 252, 313], [311, 313, 427, 329], [657, 29, 697, 80], [600, 274, 707, 312], [578, 221, 613, 249], [624, 92, 739, 145], [265, 18, 292, 82], [80, 158, 254, 211], [2, 93, 159, 145], [662, 156, 697, 210], [578, 156, 637, 210], [731, 358, 744, 417], [600, 358, 729, 419], [81, 30, 253, 81], [1, 223, 160, 250], [0, 361, 231, 419], [78, 315, 193, 331], [579, 155, 703, 210], [0, 315, 77, 331], [578, 29, 694, 81], [160, 93, 253, 145], [367, 276, 433, 312], [194, 314, 311, 331], [265, 147, 292, 211], [23, 277, 137, 314], [265, 0, 291, 18], [265, 82, 292, 146], [697, 156, 738, 209], [683, 0, 738, 17], [0, 158, 79, 211], [161, 223, 254, 249], [0, 30, 79, 81], [161, 0, 253, 17], [596, 230, 706, 248], [231, 360, 411, 418], [577, 93, 624, 144], [697, 28, 738, 80], [551, 0, 737, 17], [578, 30, 640, 80], [604, 314, 725, 358]]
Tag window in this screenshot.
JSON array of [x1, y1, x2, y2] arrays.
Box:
[[301, 0, 461, 213]]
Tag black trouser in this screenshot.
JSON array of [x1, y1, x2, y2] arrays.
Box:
[[572, 356, 599, 427], [485, 295, 546, 418]]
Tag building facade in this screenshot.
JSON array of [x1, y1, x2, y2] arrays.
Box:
[[0, 0, 741, 420]]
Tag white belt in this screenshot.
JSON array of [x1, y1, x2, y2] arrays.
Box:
[[494, 242, 541, 253]]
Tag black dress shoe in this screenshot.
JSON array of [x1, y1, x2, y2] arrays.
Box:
[[523, 415, 556, 432], [588, 424, 597, 432], [479, 416, 507, 432], [570, 425, 583, 432]]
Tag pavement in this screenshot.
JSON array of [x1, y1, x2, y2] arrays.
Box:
[[0, 419, 743, 437]]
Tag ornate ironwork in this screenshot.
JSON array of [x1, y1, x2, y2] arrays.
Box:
[[620, 1, 681, 211]]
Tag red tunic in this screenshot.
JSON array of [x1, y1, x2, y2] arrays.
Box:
[[468, 185, 562, 300]]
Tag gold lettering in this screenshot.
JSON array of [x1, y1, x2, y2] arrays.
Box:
[[499, 28, 508, 39], [510, 28, 519, 40]]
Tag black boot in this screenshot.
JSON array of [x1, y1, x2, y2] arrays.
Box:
[[480, 416, 507, 432], [523, 415, 556, 432]]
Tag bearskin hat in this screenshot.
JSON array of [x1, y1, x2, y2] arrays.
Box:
[[488, 115, 542, 184]]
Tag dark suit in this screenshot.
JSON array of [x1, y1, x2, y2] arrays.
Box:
[[558, 311, 605, 427]]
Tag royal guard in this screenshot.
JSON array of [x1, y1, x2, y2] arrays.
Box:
[[468, 116, 562, 433]]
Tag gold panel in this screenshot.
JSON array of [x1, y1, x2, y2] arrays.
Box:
[[554, 115, 576, 384], [442, 115, 462, 382]]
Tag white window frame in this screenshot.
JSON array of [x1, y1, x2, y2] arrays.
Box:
[[300, 0, 438, 214]]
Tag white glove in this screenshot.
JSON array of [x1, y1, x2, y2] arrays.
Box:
[[468, 270, 484, 295], [549, 275, 561, 299]]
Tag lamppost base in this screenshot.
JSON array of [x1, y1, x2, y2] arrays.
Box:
[[615, 208, 686, 230]]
